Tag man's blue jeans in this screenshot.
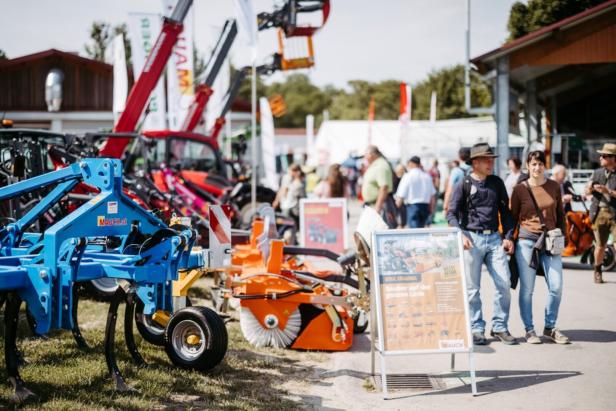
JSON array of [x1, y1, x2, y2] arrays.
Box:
[[406, 203, 429, 228], [515, 238, 563, 331], [464, 231, 511, 334]]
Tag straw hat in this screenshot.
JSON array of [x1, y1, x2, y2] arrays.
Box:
[[597, 143, 616, 156]]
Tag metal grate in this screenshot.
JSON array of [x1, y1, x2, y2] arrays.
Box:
[[374, 374, 446, 392]]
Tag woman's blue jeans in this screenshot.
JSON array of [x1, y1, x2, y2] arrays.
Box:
[[515, 238, 563, 332]]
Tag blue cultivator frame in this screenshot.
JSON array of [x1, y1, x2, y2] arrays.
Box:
[[0, 158, 207, 402]]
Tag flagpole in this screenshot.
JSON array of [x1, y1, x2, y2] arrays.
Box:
[[251, 61, 257, 211]]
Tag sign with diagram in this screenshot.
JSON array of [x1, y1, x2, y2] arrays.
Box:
[[372, 228, 471, 353], [299, 198, 348, 254]]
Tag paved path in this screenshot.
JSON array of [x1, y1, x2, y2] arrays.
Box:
[[295, 199, 616, 411]]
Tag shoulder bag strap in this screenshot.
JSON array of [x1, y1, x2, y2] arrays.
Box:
[[524, 181, 547, 232]]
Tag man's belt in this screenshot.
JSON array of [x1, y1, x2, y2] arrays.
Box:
[[466, 229, 496, 235]]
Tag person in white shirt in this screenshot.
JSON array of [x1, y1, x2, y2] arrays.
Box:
[[504, 156, 522, 198], [395, 156, 436, 228]]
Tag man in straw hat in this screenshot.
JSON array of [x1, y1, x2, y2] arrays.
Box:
[[447, 143, 516, 345], [585, 143, 616, 284]]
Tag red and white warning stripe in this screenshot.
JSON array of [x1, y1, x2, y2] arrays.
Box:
[[209, 204, 232, 268]]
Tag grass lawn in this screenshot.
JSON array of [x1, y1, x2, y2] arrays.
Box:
[[0, 279, 326, 410]]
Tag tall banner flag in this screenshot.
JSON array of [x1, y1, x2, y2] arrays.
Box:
[[399, 82, 412, 121], [368, 96, 375, 145], [205, 58, 230, 134], [260, 97, 278, 190], [234, 0, 259, 208], [430, 90, 437, 124], [128, 12, 166, 130], [111, 34, 128, 123], [163, 0, 195, 130], [306, 114, 315, 161], [233, 0, 258, 63], [399, 82, 412, 163]]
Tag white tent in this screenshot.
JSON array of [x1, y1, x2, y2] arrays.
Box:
[[308, 116, 526, 166]]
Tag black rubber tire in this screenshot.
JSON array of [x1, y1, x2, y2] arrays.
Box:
[[164, 306, 228, 372], [82, 278, 119, 302], [135, 297, 192, 347]]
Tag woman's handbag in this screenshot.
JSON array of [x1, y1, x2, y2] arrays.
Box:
[[524, 182, 565, 256]]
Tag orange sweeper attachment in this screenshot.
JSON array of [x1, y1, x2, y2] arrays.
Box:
[[224, 211, 371, 351]]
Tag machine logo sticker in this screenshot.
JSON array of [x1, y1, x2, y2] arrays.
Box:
[[97, 216, 128, 227], [107, 201, 118, 214]]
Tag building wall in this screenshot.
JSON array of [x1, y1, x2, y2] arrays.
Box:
[[0, 53, 112, 111]]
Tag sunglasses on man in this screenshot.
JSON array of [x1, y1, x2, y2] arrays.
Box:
[[600, 154, 615, 159]]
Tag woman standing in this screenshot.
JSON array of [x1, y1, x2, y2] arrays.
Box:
[[313, 164, 348, 198], [511, 151, 570, 344], [273, 163, 306, 226]]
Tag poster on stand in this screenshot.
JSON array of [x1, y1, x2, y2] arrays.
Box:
[[299, 198, 348, 254], [372, 228, 471, 353]]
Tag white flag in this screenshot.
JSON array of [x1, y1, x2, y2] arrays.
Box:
[[430, 91, 437, 124], [234, 0, 258, 63], [112, 34, 128, 121], [163, 0, 195, 131], [128, 12, 167, 130], [205, 58, 230, 133], [260, 97, 278, 190]]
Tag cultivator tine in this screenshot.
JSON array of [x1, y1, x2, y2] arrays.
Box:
[[4, 293, 37, 403], [124, 290, 146, 366], [71, 286, 89, 349], [104, 285, 137, 393]]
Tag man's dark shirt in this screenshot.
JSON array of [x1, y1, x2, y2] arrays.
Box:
[[446, 174, 515, 240], [589, 167, 616, 221]]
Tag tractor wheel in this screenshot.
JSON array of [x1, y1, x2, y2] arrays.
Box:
[[164, 306, 228, 372], [135, 298, 191, 347], [83, 278, 119, 302]]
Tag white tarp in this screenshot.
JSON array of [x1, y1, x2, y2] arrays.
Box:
[[309, 117, 526, 166], [260, 97, 278, 190], [163, 0, 195, 130], [128, 12, 166, 130]]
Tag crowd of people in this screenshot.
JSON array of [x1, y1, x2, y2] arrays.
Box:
[[274, 141, 616, 346]]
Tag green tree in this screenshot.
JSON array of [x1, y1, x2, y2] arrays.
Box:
[[0, 49, 7, 60], [328, 79, 400, 120], [84, 21, 112, 61], [267, 73, 332, 127], [84, 21, 132, 68], [412, 64, 492, 120], [507, 0, 607, 40]]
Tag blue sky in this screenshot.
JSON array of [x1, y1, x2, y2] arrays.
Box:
[[0, 0, 517, 87]]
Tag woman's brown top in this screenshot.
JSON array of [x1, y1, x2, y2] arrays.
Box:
[[510, 178, 566, 236]]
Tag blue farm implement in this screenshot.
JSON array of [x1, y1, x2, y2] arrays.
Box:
[[0, 158, 228, 403]]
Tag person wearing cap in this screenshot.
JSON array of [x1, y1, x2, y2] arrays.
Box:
[[585, 143, 616, 284], [446, 143, 516, 345], [395, 156, 436, 228]]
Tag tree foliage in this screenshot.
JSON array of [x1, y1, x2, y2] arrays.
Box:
[[84, 21, 132, 68], [234, 64, 492, 127], [413, 65, 491, 120], [0, 49, 7, 60], [507, 0, 607, 40]]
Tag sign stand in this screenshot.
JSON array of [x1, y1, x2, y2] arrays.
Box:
[[369, 228, 478, 399]]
